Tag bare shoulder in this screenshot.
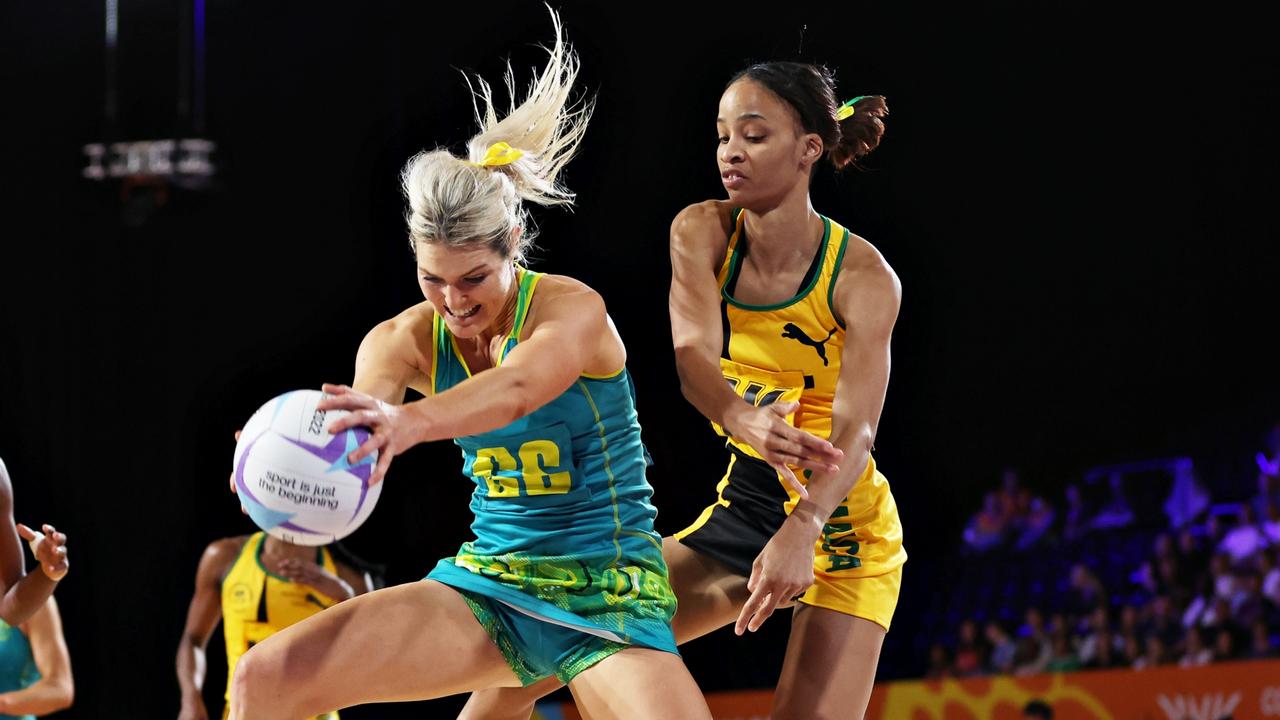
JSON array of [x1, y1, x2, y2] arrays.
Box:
[[671, 199, 735, 245], [834, 231, 901, 327], [357, 302, 437, 371], [365, 301, 435, 346], [200, 535, 250, 575], [841, 231, 901, 297], [0, 457, 11, 506], [529, 273, 605, 315]]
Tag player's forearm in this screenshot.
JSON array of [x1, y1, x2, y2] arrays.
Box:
[[411, 366, 546, 442], [176, 638, 207, 701], [0, 571, 56, 627], [674, 345, 745, 431], [784, 424, 874, 540], [0, 676, 74, 715]]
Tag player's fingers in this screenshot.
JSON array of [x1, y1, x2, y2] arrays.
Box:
[[240, 504, 249, 516], [234, 430, 242, 442], [734, 586, 769, 636], [15, 524, 37, 542], [748, 591, 784, 632], [51, 531, 67, 546], [371, 449, 393, 486], [349, 431, 386, 464], [767, 401, 800, 417], [320, 383, 350, 396], [772, 463, 810, 500], [230, 472, 238, 494], [781, 426, 842, 463]]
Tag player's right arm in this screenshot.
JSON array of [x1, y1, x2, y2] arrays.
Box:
[[350, 308, 434, 405], [0, 458, 65, 628], [669, 202, 841, 487], [176, 537, 243, 720]]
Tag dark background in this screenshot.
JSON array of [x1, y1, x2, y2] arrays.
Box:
[[1, 1, 1276, 717]]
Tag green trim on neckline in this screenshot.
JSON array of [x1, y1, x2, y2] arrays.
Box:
[[721, 215, 832, 311], [827, 223, 851, 329]]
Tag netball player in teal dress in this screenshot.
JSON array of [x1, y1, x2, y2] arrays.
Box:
[[227, 12, 710, 720]]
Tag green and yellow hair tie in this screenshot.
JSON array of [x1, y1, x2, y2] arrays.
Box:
[[469, 141, 525, 168], [835, 95, 868, 121]]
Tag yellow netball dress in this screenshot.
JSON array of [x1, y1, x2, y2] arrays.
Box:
[[221, 532, 340, 720], [675, 209, 907, 630]]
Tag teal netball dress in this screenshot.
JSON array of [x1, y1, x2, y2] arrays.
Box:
[[425, 268, 677, 685], [0, 618, 38, 720]]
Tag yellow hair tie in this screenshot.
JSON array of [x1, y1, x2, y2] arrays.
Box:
[[469, 141, 524, 168], [835, 96, 867, 122]]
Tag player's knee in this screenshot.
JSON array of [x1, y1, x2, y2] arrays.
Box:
[[229, 645, 291, 719]]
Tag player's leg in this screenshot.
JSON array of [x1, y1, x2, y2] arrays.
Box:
[[771, 567, 901, 720], [229, 579, 519, 719], [456, 537, 748, 719], [567, 647, 713, 720]]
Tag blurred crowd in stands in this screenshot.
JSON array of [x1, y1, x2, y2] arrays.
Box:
[[925, 424, 1280, 678]]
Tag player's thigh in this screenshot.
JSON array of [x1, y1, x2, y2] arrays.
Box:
[[772, 604, 886, 720], [456, 675, 563, 720], [567, 647, 712, 720], [234, 579, 519, 715], [663, 536, 749, 643]]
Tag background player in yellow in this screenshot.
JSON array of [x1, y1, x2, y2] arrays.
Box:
[[175, 531, 373, 720]]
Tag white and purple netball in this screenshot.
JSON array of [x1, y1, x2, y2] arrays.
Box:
[[232, 390, 381, 546]]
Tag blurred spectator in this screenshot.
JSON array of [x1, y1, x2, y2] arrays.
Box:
[[1022, 699, 1054, 720], [1213, 627, 1237, 662], [952, 619, 987, 677], [1177, 529, 1210, 590], [1091, 472, 1135, 530], [1075, 607, 1110, 666], [1148, 595, 1181, 647], [1232, 574, 1265, 628], [1045, 628, 1081, 672], [1118, 604, 1141, 639], [1014, 496, 1056, 551], [986, 621, 1018, 675], [1063, 483, 1090, 542], [1251, 470, 1280, 524], [999, 468, 1031, 524], [1014, 608, 1052, 676], [1178, 626, 1212, 667], [1248, 620, 1274, 659], [963, 492, 1008, 553], [924, 643, 952, 680], [1209, 553, 1239, 602], [1086, 627, 1120, 669], [1200, 596, 1234, 636], [1066, 564, 1108, 617], [1133, 633, 1167, 670], [1261, 548, 1280, 606], [1120, 632, 1142, 666], [1165, 458, 1209, 528], [1219, 504, 1268, 565], [1261, 501, 1280, 545], [1254, 422, 1280, 479]]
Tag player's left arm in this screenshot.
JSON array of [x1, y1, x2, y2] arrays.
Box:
[[786, 250, 900, 543], [0, 597, 74, 715], [734, 248, 900, 634], [322, 282, 609, 482]]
